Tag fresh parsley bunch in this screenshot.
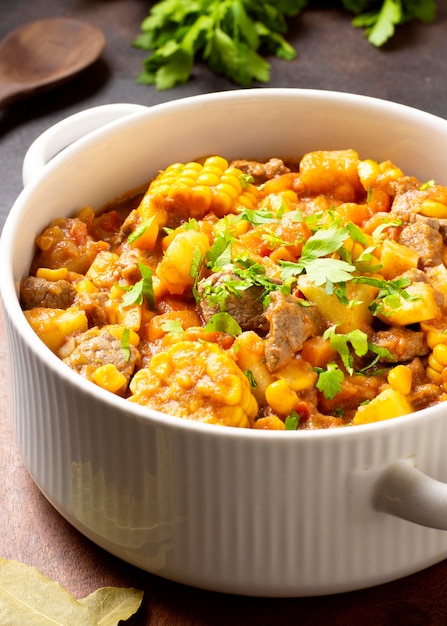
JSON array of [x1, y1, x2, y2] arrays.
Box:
[[134, 0, 437, 89], [134, 0, 305, 89], [344, 0, 437, 46]]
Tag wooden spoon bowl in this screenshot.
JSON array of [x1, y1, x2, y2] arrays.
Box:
[[0, 17, 106, 107]]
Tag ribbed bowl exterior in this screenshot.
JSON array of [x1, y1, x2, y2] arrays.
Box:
[[5, 311, 447, 596], [3, 90, 447, 596]]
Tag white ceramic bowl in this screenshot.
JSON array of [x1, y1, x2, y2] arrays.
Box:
[[3, 89, 447, 597]]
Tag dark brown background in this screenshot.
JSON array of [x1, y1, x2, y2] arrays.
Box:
[[1, 1, 447, 624]]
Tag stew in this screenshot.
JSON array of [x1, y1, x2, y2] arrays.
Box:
[[20, 150, 447, 429]]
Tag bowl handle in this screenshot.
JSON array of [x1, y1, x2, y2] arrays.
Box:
[[375, 459, 447, 530], [22, 103, 148, 187]]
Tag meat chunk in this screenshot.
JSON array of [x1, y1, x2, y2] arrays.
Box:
[[75, 291, 109, 327], [230, 158, 291, 185], [20, 276, 76, 310], [398, 221, 444, 268], [371, 327, 429, 363], [63, 328, 140, 389], [264, 291, 326, 372], [197, 271, 270, 334]]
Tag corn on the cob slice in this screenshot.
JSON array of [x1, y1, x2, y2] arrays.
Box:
[[141, 156, 260, 222]]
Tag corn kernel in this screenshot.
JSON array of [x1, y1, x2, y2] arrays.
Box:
[[265, 379, 298, 415], [419, 199, 447, 219], [216, 182, 239, 201], [92, 363, 127, 393], [433, 343, 447, 367], [426, 366, 442, 384], [253, 415, 286, 430], [428, 354, 444, 373], [189, 186, 214, 215], [387, 365, 412, 395], [169, 182, 192, 204], [211, 190, 234, 217], [75, 278, 98, 295], [275, 359, 318, 392], [36, 267, 69, 281], [204, 156, 228, 170], [222, 172, 243, 194], [196, 172, 221, 187], [426, 328, 447, 349], [358, 159, 380, 188]]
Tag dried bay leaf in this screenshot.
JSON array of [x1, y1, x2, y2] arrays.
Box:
[[79, 586, 144, 625], [0, 558, 144, 625], [0, 558, 95, 626]]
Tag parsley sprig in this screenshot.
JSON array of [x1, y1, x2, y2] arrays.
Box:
[[134, 1, 437, 89], [316, 326, 393, 399], [134, 0, 303, 89], [120, 262, 155, 309], [279, 223, 356, 288]]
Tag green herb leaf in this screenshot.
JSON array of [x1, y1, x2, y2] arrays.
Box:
[[121, 263, 154, 309], [121, 328, 131, 362], [161, 319, 184, 333], [323, 326, 368, 375], [205, 312, 242, 336], [316, 362, 344, 400], [244, 368, 257, 388], [285, 410, 300, 430], [134, 0, 303, 89], [127, 216, 155, 244], [135, 0, 437, 89], [300, 223, 350, 260]]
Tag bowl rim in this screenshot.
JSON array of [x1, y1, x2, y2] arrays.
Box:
[[2, 87, 447, 441]]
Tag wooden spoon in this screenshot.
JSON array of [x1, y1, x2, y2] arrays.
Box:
[[0, 17, 106, 108]]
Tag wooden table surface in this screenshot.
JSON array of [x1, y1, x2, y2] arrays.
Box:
[[2, 2, 447, 624]]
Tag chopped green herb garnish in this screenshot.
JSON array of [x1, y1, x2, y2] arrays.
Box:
[[279, 222, 356, 288], [161, 319, 184, 333], [316, 363, 344, 400], [238, 206, 276, 226], [205, 312, 242, 336], [244, 368, 257, 388], [420, 179, 435, 191], [121, 328, 131, 362], [121, 263, 155, 309], [285, 410, 300, 430], [323, 326, 369, 375], [127, 216, 156, 244]]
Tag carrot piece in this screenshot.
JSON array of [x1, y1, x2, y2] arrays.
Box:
[[301, 336, 338, 369]]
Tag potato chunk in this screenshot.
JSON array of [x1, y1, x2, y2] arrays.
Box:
[[297, 276, 378, 333], [375, 281, 441, 326], [352, 388, 413, 425], [23, 307, 88, 353]]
